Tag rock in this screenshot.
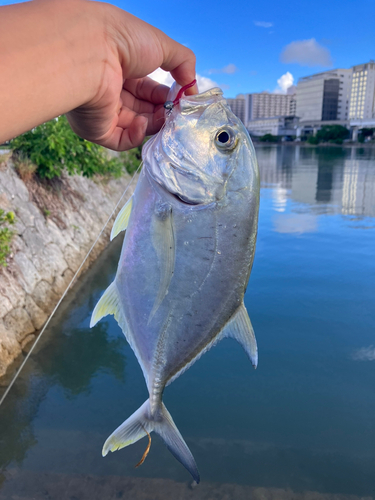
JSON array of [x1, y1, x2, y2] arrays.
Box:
[[0, 269, 26, 309], [0, 162, 136, 378], [53, 268, 74, 296], [0, 295, 13, 318], [13, 252, 42, 294], [33, 280, 59, 312], [3, 308, 35, 343], [25, 295, 47, 330], [21, 333, 36, 351], [0, 320, 22, 377]]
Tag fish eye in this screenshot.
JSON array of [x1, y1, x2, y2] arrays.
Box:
[[214, 128, 237, 151]]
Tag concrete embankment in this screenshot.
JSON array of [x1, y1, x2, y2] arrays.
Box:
[[0, 157, 135, 378]]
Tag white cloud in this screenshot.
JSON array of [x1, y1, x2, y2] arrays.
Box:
[[149, 69, 218, 93], [281, 38, 333, 67], [196, 75, 219, 92], [254, 21, 273, 28], [273, 214, 317, 234], [208, 63, 238, 75], [148, 68, 174, 87], [274, 71, 294, 94], [352, 346, 375, 361]]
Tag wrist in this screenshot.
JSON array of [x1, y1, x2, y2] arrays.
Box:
[[47, 0, 108, 106]]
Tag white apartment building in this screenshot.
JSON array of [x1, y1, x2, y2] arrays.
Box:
[[227, 91, 296, 127], [245, 93, 294, 123], [296, 69, 352, 122], [226, 95, 245, 123], [349, 61, 375, 120]]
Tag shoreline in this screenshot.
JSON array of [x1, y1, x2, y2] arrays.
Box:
[[0, 157, 135, 379]]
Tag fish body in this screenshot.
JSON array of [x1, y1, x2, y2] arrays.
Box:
[[91, 87, 260, 483]]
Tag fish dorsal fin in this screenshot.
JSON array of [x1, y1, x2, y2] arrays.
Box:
[[148, 202, 175, 324], [110, 196, 133, 241], [222, 303, 258, 368], [90, 281, 121, 327]]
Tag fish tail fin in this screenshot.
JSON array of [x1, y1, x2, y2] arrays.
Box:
[[102, 399, 200, 484], [155, 402, 200, 484]]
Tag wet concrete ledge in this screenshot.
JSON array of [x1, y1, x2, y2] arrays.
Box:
[[0, 470, 372, 500], [0, 158, 135, 378]]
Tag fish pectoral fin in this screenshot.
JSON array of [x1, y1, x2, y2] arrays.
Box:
[[102, 399, 200, 484], [90, 281, 121, 327], [110, 195, 133, 241], [222, 302, 258, 368], [148, 203, 175, 324]]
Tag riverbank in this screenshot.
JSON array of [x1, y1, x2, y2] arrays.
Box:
[[0, 156, 135, 378], [1, 470, 372, 500]]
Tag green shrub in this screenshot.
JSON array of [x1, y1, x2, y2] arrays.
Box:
[[0, 210, 15, 267], [119, 142, 143, 175], [307, 135, 319, 145], [316, 125, 349, 143], [259, 133, 279, 143], [10, 116, 124, 179]]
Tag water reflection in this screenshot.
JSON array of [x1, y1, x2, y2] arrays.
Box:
[[0, 237, 127, 475], [0, 146, 374, 499], [257, 145, 375, 220]]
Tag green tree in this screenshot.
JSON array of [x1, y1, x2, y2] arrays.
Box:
[[316, 125, 349, 144], [120, 141, 144, 174], [260, 133, 279, 143], [358, 127, 374, 143], [307, 135, 319, 145], [10, 116, 124, 179]]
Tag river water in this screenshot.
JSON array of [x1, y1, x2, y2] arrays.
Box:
[[0, 145, 374, 500]]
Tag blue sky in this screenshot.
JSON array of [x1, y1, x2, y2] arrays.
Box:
[[2, 0, 375, 97]]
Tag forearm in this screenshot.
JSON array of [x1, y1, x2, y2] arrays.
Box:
[[0, 0, 103, 143]]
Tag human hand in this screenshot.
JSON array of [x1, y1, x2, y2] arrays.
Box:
[[66, 4, 197, 151]]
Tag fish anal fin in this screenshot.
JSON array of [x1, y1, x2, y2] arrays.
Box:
[[110, 196, 133, 241], [222, 302, 258, 368], [166, 303, 257, 388], [90, 281, 121, 327]]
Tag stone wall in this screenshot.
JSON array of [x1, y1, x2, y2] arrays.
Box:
[[0, 157, 135, 377]]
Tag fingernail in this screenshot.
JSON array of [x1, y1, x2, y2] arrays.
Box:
[[140, 116, 148, 131]]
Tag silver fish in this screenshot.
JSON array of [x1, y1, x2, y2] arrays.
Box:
[[90, 85, 260, 483]]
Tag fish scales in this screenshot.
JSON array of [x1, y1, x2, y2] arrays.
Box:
[[90, 85, 260, 483]]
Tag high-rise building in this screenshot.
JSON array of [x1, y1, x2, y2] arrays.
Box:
[[245, 92, 294, 122], [349, 61, 375, 120], [295, 69, 352, 122], [227, 92, 295, 126], [226, 95, 245, 123]]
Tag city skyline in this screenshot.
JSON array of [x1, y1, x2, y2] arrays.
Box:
[[1, 0, 374, 97]]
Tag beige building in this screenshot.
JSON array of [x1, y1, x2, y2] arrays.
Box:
[[245, 92, 295, 122], [349, 61, 375, 120], [227, 91, 296, 127], [296, 69, 352, 122], [226, 95, 245, 123]]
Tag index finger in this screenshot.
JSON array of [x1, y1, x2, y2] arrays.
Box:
[[157, 33, 197, 95]]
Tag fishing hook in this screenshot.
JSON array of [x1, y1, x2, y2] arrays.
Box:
[[164, 79, 197, 112]]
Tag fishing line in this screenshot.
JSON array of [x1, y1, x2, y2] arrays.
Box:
[[0, 160, 143, 408], [0, 92, 175, 408]]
